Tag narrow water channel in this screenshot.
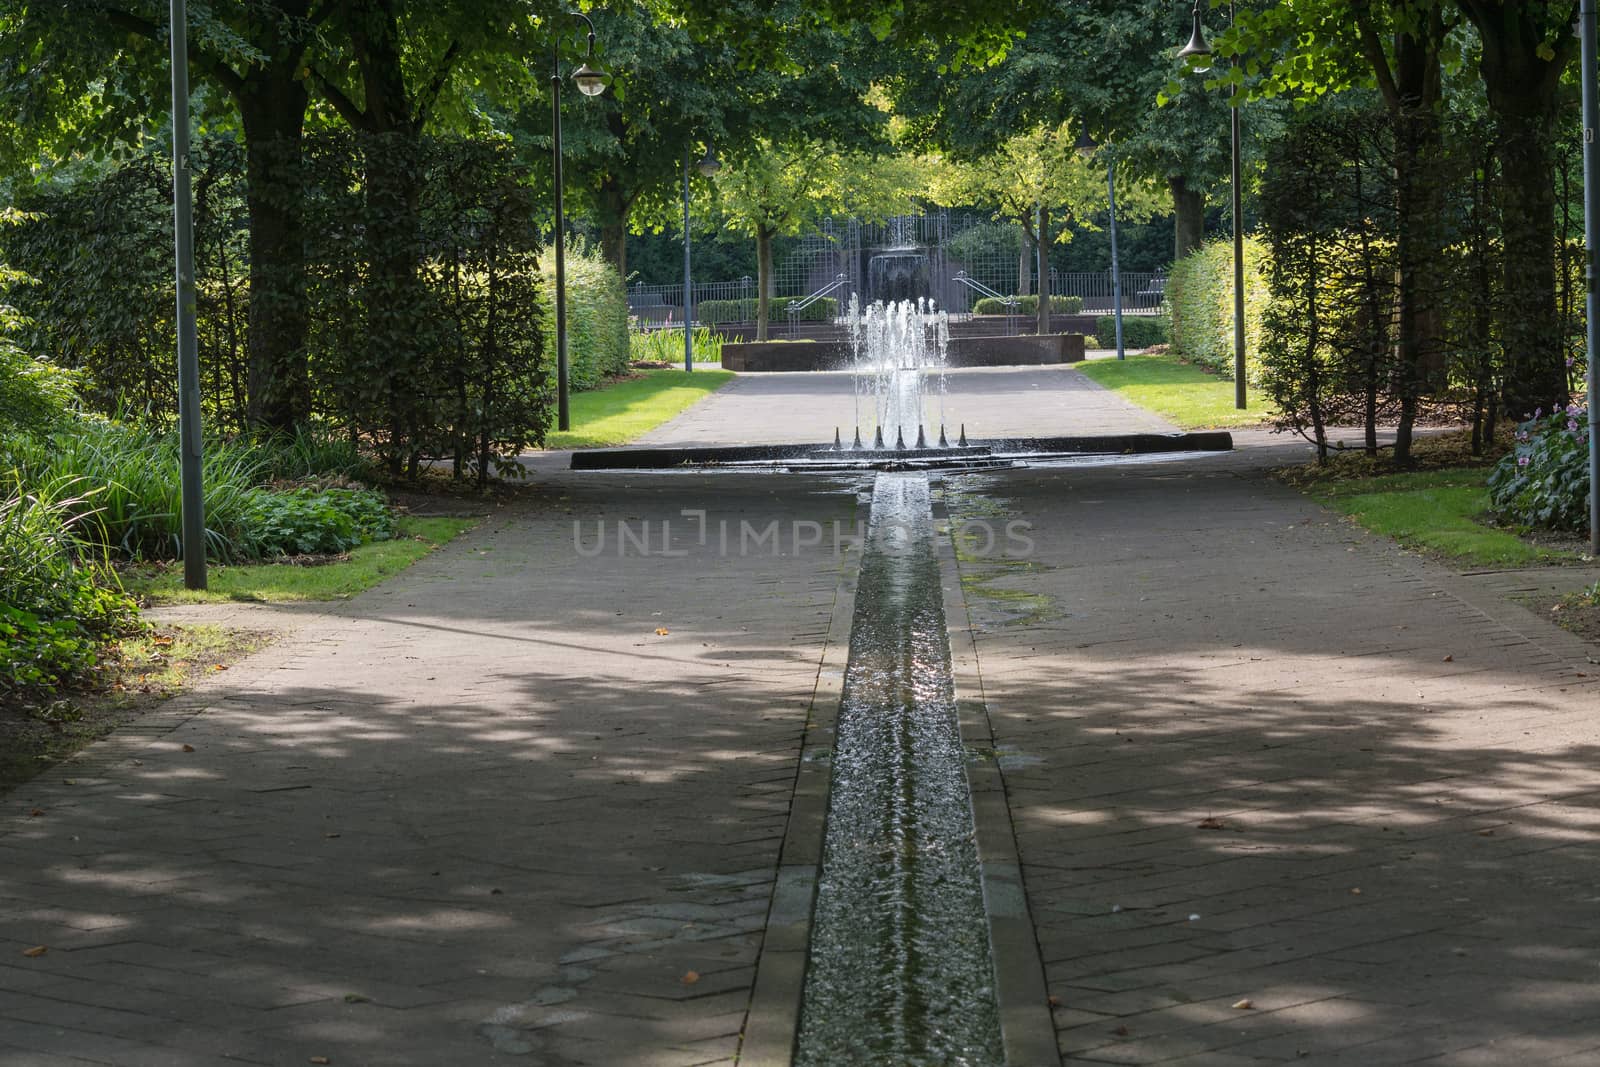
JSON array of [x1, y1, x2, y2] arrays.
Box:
[[795, 473, 1003, 1066]]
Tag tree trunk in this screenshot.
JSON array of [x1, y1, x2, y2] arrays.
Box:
[[1459, 0, 1575, 419], [756, 227, 774, 341], [1496, 114, 1566, 417], [1016, 231, 1032, 297], [1036, 203, 1051, 336], [1170, 174, 1205, 262], [237, 74, 311, 434], [1390, 103, 1444, 466], [598, 179, 629, 279]]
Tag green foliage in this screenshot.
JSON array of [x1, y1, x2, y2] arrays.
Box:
[[544, 369, 735, 450], [537, 239, 630, 392], [695, 297, 838, 324], [1488, 407, 1593, 534], [0, 482, 142, 695], [1075, 353, 1270, 430], [1094, 315, 1169, 350], [240, 487, 395, 557], [1168, 236, 1270, 382], [1, 420, 395, 563], [972, 295, 1082, 316], [630, 328, 726, 364]]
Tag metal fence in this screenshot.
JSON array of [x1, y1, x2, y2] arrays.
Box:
[[627, 213, 1168, 329], [1050, 270, 1167, 314]]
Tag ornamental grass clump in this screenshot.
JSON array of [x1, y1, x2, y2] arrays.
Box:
[[1488, 405, 1592, 533]]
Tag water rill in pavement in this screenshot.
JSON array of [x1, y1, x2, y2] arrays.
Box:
[[795, 473, 1002, 1066]]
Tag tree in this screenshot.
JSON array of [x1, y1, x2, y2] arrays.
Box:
[[0, 0, 327, 432], [930, 123, 1164, 331], [711, 141, 924, 339]]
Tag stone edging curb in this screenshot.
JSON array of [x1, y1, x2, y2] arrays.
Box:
[[933, 486, 1060, 1067], [737, 489, 863, 1066]]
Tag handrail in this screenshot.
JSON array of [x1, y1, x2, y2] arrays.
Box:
[[951, 271, 1019, 336], [786, 273, 851, 335]]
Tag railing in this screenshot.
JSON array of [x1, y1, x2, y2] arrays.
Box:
[[786, 274, 851, 337], [1049, 271, 1167, 314], [951, 271, 1020, 336], [628, 278, 755, 329]]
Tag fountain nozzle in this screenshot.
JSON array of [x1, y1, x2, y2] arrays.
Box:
[[958, 424, 968, 448], [874, 427, 885, 450], [853, 427, 863, 450], [939, 425, 949, 448], [895, 427, 907, 451], [915, 425, 927, 449], [833, 427, 842, 451]]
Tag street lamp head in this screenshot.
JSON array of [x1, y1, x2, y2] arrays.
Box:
[[1074, 128, 1098, 158], [572, 61, 608, 96], [1177, 1, 1213, 69], [697, 147, 722, 177]]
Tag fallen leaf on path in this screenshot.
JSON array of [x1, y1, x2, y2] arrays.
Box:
[[181, 744, 195, 753], [1442, 654, 1454, 662], [1233, 999, 1254, 1010], [654, 627, 670, 636], [21, 946, 47, 958], [1477, 829, 1496, 837], [1197, 817, 1225, 830], [1350, 888, 1362, 895], [681, 971, 699, 985], [28, 808, 44, 817], [309, 1058, 331, 1065], [152, 635, 174, 647], [1047, 995, 1062, 1007], [1113, 1025, 1130, 1036]]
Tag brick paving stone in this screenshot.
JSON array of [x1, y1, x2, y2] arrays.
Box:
[[2, 475, 860, 1065], [944, 452, 1600, 1066]]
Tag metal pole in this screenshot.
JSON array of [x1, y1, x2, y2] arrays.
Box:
[[1108, 155, 1125, 360], [683, 143, 693, 373], [1230, 0, 1246, 409], [551, 46, 570, 431], [1036, 202, 1048, 335], [170, 0, 205, 590], [1583, 0, 1600, 555]]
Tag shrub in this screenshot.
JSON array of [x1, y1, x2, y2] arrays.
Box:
[[630, 327, 725, 364], [240, 487, 395, 557], [696, 297, 838, 325], [1488, 406, 1592, 533], [1168, 236, 1270, 382], [539, 241, 629, 390], [1094, 315, 1169, 350], [972, 295, 1084, 316], [0, 482, 142, 694]]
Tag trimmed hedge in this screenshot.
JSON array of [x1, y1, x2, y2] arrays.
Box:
[[1094, 315, 1170, 350], [1168, 237, 1270, 382], [972, 294, 1084, 316], [540, 243, 629, 390], [696, 297, 838, 325]]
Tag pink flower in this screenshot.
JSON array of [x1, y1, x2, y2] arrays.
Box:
[[1518, 455, 1530, 467]]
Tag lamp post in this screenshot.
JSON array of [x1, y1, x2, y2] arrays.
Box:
[[169, 0, 205, 589], [1581, 0, 1600, 555], [1077, 129, 1125, 360], [1178, 0, 1246, 409], [551, 12, 608, 431], [684, 144, 721, 372]]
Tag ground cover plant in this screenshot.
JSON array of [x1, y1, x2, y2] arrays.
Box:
[[1489, 405, 1593, 536]]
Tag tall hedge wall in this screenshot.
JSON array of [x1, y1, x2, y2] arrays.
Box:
[[540, 243, 630, 390], [1168, 236, 1271, 382]]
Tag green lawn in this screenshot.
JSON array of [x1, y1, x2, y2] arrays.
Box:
[[124, 516, 478, 605], [545, 368, 734, 449], [1311, 468, 1571, 568], [1076, 353, 1271, 429]]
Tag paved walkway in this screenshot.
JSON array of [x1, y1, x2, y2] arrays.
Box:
[[6, 376, 1600, 1065], [634, 366, 1175, 447]]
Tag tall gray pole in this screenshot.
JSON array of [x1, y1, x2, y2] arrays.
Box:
[[1036, 202, 1048, 335], [1108, 155, 1125, 360], [683, 143, 693, 373], [551, 48, 570, 431], [170, 0, 205, 590], [1583, 0, 1600, 555], [1230, 0, 1246, 409]]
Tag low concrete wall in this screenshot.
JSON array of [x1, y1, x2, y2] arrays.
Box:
[[721, 334, 1085, 373]]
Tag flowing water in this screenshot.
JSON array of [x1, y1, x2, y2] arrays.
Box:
[[794, 473, 1003, 1066]]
